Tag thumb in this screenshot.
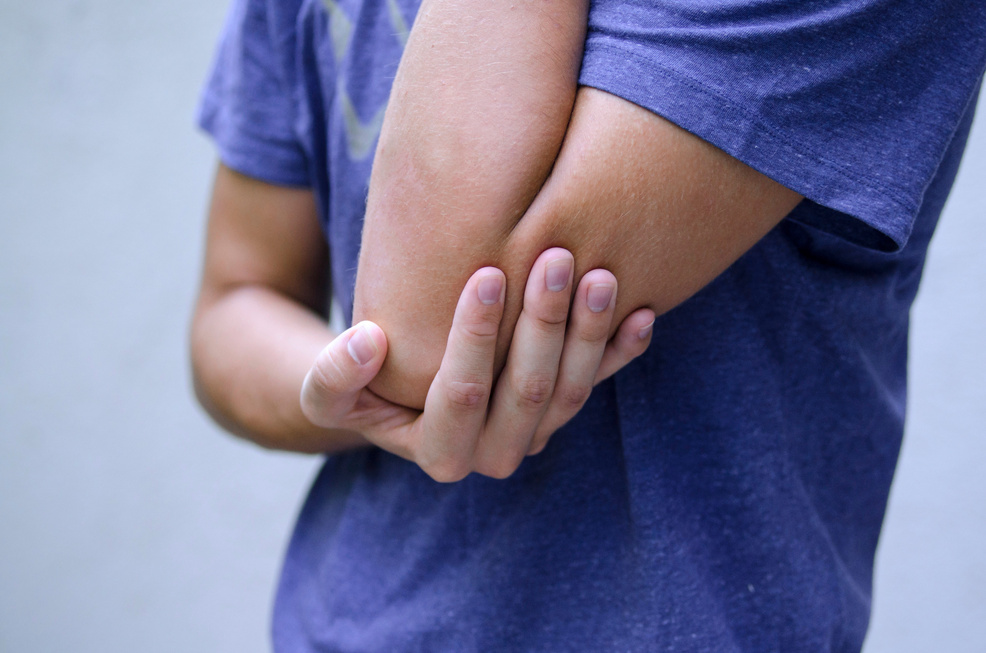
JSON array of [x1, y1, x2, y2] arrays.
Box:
[[300, 321, 388, 427]]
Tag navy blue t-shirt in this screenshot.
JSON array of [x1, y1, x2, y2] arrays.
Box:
[[198, 0, 985, 650]]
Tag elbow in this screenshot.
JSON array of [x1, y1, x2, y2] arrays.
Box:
[[188, 308, 226, 427]]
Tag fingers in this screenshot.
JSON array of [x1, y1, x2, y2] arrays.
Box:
[[594, 307, 655, 384], [396, 254, 655, 482], [414, 267, 506, 482], [300, 321, 388, 428], [477, 248, 574, 477], [527, 268, 618, 454]]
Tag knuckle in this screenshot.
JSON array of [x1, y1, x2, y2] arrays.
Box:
[[575, 319, 611, 345], [477, 455, 523, 480], [512, 372, 554, 409], [445, 379, 490, 408], [557, 382, 593, 410], [307, 351, 345, 396], [532, 307, 569, 332], [459, 311, 500, 340], [421, 457, 470, 484]]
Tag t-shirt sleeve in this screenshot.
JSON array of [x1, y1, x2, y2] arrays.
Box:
[[580, 0, 986, 251], [197, 0, 310, 187]]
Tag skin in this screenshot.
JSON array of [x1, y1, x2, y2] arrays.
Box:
[[355, 86, 804, 411], [191, 0, 664, 479], [190, 164, 654, 479], [190, 165, 353, 453], [192, 0, 802, 479], [355, 0, 589, 407]]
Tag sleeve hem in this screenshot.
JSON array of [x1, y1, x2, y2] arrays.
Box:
[[580, 40, 915, 251], [197, 91, 312, 189]]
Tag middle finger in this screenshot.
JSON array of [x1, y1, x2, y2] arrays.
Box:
[[475, 248, 574, 478]]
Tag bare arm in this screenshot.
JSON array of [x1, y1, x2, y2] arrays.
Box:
[[190, 164, 651, 475], [356, 87, 803, 410], [506, 88, 804, 318], [355, 0, 589, 408], [190, 164, 365, 453]]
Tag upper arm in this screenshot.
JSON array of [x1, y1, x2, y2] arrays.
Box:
[[502, 88, 803, 321], [355, 89, 801, 409], [189, 164, 362, 453], [195, 163, 327, 315], [352, 0, 589, 408]]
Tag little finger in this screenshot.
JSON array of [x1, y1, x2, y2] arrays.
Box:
[[594, 307, 656, 384]]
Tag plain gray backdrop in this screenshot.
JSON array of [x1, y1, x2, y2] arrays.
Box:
[[1, 1, 983, 651]]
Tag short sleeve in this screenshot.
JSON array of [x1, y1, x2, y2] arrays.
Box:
[[580, 0, 986, 251], [197, 0, 310, 187]]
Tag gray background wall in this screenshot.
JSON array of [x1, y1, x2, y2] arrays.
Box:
[[0, 2, 983, 651]]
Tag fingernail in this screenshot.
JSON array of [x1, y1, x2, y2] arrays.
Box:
[[638, 320, 654, 339], [347, 324, 378, 365], [586, 283, 614, 313], [478, 274, 503, 305], [545, 258, 572, 292]]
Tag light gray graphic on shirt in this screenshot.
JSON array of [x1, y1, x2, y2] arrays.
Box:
[[387, 0, 410, 47], [338, 79, 388, 160], [322, 0, 353, 62], [323, 0, 409, 160]]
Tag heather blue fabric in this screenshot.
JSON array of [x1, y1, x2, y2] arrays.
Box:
[[198, 0, 985, 650], [581, 0, 986, 251]]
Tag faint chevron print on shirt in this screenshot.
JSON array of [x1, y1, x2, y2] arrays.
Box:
[[338, 79, 388, 160], [323, 0, 410, 160], [386, 0, 410, 46], [324, 0, 353, 61]]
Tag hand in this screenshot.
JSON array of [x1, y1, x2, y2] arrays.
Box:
[[301, 248, 655, 481]]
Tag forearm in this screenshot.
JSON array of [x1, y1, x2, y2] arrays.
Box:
[[357, 89, 802, 409], [191, 286, 367, 453], [354, 0, 588, 408], [191, 164, 368, 454]]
